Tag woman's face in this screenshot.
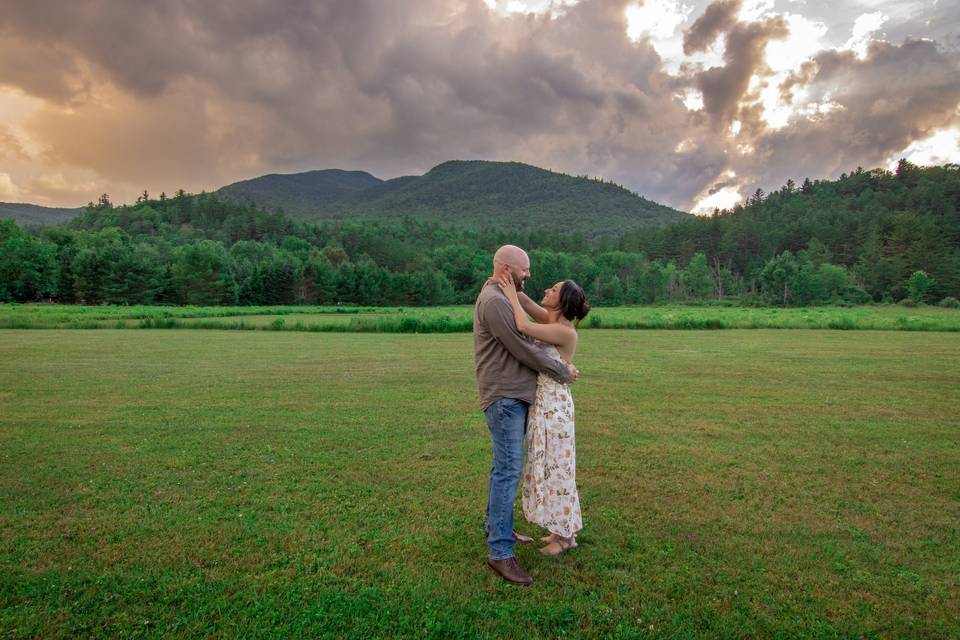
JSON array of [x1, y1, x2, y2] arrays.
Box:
[[541, 281, 563, 309]]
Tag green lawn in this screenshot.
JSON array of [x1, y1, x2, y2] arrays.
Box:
[[1, 330, 958, 638]]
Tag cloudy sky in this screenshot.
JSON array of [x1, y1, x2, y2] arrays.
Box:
[[1, 0, 958, 213]]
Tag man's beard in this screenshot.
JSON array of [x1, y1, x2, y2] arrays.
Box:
[[512, 272, 526, 292]]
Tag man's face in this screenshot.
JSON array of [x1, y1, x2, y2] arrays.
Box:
[[506, 258, 531, 292]]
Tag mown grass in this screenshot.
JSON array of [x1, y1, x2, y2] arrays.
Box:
[[2, 302, 960, 332], [1, 329, 958, 638]]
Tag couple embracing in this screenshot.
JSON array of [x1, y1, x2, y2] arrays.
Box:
[[473, 244, 590, 587]]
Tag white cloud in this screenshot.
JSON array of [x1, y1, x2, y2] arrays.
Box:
[[0, 88, 45, 157], [887, 127, 960, 168], [28, 172, 98, 195], [797, 98, 845, 119], [766, 14, 829, 74], [625, 0, 698, 74], [844, 11, 889, 58], [0, 173, 22, 200], [682, 39, 727, 73], [739, 0, 776, 22], [483, 0, 579, 16], [758, 83, 794, 129], [693, 185, 742, 214], [0, 88, 45, 121], [752, 14, 830, 130], [625, 0, 694, 41], [680, 88, 704, 111]]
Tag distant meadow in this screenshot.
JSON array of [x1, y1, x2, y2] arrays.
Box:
[[2, 302, 959, 333]]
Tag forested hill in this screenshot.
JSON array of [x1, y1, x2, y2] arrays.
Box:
[[216, 160, 691, 233], [616, 160, 960, 302], [215, 169, 402, 215], [2, 160, 958, 307], [0, 202, 82, 226]]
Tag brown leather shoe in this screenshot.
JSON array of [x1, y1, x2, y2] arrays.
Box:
[[485, 557, 533, 586]]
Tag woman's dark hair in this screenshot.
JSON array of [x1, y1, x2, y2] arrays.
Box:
[[559, 279, 590, 323]]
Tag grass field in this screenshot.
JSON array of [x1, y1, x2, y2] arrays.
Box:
[[2, 303, 960, 332], [1, 329, 959, 638]]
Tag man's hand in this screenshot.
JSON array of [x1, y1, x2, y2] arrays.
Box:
[[566, 363, 579, 384]]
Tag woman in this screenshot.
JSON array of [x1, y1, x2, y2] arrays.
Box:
[[497, 276, 590, 556]]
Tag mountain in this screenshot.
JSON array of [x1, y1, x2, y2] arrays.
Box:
[[0, 202, 83, 225], [216, 169, 391, 214], [216, 160, 691, 235]]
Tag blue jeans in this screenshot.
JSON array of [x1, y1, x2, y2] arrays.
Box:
[[483, 398, 529, 560]]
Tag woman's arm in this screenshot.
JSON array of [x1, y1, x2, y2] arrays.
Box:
[[518, 292, 549, 324], [512, 317, 576, 348]]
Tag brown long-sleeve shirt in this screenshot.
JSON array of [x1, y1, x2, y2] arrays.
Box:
[[473, 279, 570, 411]]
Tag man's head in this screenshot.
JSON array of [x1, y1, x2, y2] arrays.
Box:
[[493, 244, 531, 292]]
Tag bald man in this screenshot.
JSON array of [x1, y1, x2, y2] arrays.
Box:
[[474, 244, 578, 586]]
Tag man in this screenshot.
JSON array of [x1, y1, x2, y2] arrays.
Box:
[[474, 244, 578, 586]]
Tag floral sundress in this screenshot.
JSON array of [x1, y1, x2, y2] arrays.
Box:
[[521, 344, 583, 538]]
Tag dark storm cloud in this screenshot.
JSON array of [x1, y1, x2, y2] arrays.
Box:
[[683, 0, 741, 55], [694, 15, 789, 127], [740, 38, 960, 196], [0, 0, 957, 210], [779, 61, 817, 105], [707, 179, 736, 195], [2, 0, 717, 207], [0, 38, 87, 104], [0, 1, 192, 98]]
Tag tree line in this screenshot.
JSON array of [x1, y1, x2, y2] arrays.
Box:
[[1, 160, 958, 307]]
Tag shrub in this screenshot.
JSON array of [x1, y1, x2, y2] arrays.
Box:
[[840, 285, 871, 305], [939, 296, 960, 309], [899, 298, 918, 307], [907, 270, 934, 303], [675, 316, 725, 329], [399, 317, 421, 332], [828, 316, 856, 330], [139, 315, 179, 328], [739, 292, 766, 307]]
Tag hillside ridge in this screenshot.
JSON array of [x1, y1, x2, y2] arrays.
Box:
[[0, 202, 83, 226], [216, 159, 691, 234]]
